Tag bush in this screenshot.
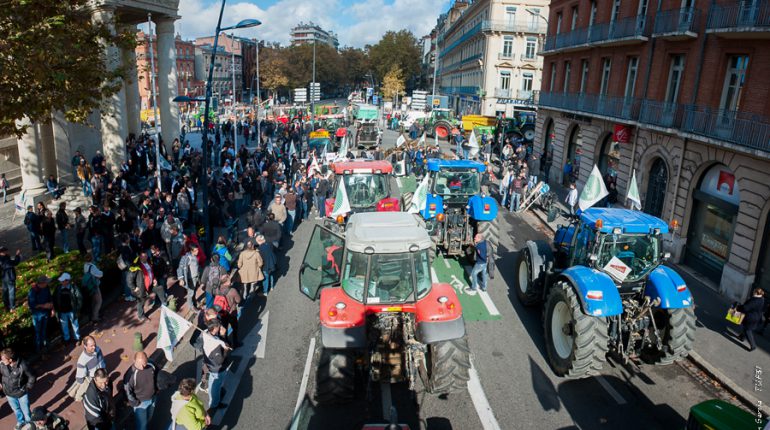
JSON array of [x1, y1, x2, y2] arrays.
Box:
[[0, 249, 117, 351]]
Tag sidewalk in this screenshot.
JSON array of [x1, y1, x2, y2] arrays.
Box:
[[521, 180, 770, 415]]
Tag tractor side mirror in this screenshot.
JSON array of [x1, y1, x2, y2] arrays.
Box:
[[589, 254, 598, 262], [661, 252, 671, 261]]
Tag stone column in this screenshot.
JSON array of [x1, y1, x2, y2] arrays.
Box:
[[93, 6, 128, 176], [156, 18, 180, 149], [51, 112, 74, 184], [15, 118, 47, 196], [121, 31, 142, 137]]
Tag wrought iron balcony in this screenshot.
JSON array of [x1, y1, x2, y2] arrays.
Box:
[[481, 20, 546, 34], [539, 92, 640, 121], [682, 105, 770, 153], [707, 1, 770, 35], [498, 52, 513, 60], [588, 14, 651, 46], [542, 27, 590, 53], [653, 7, 700, 40], [520, 53, 537, 62], [494, 88, 512, 98], [639, 100, 685, 128]]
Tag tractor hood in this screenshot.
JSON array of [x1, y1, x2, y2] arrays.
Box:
[[345, 212, 433, 254]]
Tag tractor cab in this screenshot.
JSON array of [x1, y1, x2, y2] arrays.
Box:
[[325, 160, 399, 223], [308, 130, 333, 154], [426, 159, 485, 205]]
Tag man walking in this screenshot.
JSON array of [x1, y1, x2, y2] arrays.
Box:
[[193, 319, 229, 411], [256, 234, 276, 295], [71, 336, 106, 402], [469, 234, 488, 292], [177, 245, 200, 310], [0, 348, 36, 430], [83, 368, 114, 430], [55, 202, 70, 253], [565, 182, 579, 216], [28, 276, 53, 353], [82, 255, 103, 322], [0, 247, 21, 311], [53, 273, 82, 344], [24, 205, 41, 252], [123, 352, 158, 430]]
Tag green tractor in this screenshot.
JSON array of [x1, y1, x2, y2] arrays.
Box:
[[686, 399, 767, 430], [497, 111, 536, 145], [420, 109, 461, 139]]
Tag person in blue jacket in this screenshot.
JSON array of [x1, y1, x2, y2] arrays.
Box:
[[470, 234, 488, 292]]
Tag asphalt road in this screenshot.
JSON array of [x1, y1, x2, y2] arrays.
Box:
[[154, 122, 722, 430]]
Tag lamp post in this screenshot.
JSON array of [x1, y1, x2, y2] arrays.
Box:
[[147, 13, 162, 192], [230, 33, 238, 156], [311, 40, 316, 130], [256, 39, 260, 146], [189, 0, 260, 250]]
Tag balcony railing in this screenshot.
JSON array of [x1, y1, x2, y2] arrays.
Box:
[[539, 91, 641, 121], [440, 86, 479, 96], [520, 53, 537, 62], [543, 27, 590, 52], [639, 100, 685, 128], [481, 20, 546, 34], [440, 22, 482, 57], [589, 14, 651, 45], [707, 1, 770, 31], [498, 52, 513, 60], [494, 88, 512, 98], [653, 7, 700, 36], [682, 105, 770, 152]]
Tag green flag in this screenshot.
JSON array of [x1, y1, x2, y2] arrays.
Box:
[[330, 180, 351, 217], [627, 169, 641, 210], [578, 164, 609, 211]]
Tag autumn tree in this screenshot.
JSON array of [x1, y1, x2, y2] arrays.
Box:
[[381, 66, 405, 102], [258, 47, 289, 98], [0, 0, 135, 137], [368, 30, 422, 89]]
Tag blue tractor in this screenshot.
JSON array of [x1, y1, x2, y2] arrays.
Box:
[[401, 159, 499, 260], [515, 208, 696, 378]]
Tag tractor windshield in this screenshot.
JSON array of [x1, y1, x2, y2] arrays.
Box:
[[433, 110, 451, 120], [596, 234, 661, 282], [341, 174, 389, 208], [432, 169, 481, 196], [341, 250, 431, 303]]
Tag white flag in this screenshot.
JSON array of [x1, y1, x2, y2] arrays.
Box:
[[578, 164, 609, 211], [156, 306, 193, 362], [627, 169, 642, 210], [158, 156, 172, 171], [288, 140, 297, 158], [468, 129, 479, 158], [307, 155, 320, 177], [338, 134, 348, 157], [419, 133, 426, 147], [201, 331, 227, 358], [409, 174, 430, 214], [330, 180, 351, 217], [396, 134, 406, 147]]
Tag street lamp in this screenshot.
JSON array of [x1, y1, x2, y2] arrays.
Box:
[[192, 0, 260, 250]]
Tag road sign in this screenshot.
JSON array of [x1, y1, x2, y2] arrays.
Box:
[[294, 88, 307, 103], [412, 90, 428, 110], [309, 82, 321, 102]]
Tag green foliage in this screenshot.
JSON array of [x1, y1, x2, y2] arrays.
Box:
[[367, 30, 422, 86], [381, 66, 405, 100], [0, 0, 137, 137]]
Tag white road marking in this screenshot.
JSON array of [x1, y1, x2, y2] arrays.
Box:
[[596, 375, 627, 405], [468, 360, 502, 430], [211, 320, 263, 425], [380, 382, 392, 421], [431, 267, 439, 283], [255, 311, 269, 359], [477, 290, 501, 316], [294, 337, 317, 416], [396, 177, 403, 189], [443, 257, 451, 269]]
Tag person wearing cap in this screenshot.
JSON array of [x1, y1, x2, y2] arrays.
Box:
[[0, 246, 21, 311], [28, 276, 53, 352], [53, 273, 82, 344], [0, 348, 36, 430], [24, 405, 69, 430]]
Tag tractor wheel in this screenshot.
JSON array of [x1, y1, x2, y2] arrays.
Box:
[[514, 248, 542, 306], [315, 348, 356, 404], [401, 191, 414, 212], [521, 125, 536, 142], [641, 307, 696, 365], [429, 237, 438, 263], [477, 217, 500, 258], [433, 121, 452, 139], [544, 281, 609, 378], [425, 337, 471, 395]]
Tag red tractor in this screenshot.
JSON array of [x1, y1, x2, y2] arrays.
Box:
[[325, 160, 400, 224], [299, 212, 471, 404]]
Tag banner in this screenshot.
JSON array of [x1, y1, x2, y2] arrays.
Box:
[[330, 181, 351, 217], [578, 164, 609, 211], [613, 124, 631, 144], [627, 169, 641, 210], [156, 306, 193, 362], [409, 175, 430, 214]]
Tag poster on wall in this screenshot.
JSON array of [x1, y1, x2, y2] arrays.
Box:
[[613, 124, 631, 144]]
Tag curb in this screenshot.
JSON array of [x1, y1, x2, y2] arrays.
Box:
[[686, 351, 770, 416]]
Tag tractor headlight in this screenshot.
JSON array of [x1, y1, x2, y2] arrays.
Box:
[[335, 302, 347, 310], [437, 296, 449, 304]]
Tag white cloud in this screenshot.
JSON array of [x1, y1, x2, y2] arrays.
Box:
[[174, 0, 448, 48]]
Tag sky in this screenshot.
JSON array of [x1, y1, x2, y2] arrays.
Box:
[[174, 0, 452, 48]]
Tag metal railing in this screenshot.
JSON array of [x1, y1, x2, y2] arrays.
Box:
[[494, 88, 512, 98], [539, 91, 641, 121], [440, 22, 482, 57], [707, 1, 770, 30], [440, 86, 479, 95], [589, 14, 651, 44], [498, 52, 513, 60], [639, 99, 685, 128], [682, 105, 770, 152], [520, 53, 537, 62], [481, 20, 547, 34], [653, 7, 700, 35], [543, 27, 589, 52]]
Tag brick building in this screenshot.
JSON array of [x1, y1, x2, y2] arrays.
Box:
[[195, 34, 258, 102], [534, 0, 770, 301], [136, 31, 201, 111]]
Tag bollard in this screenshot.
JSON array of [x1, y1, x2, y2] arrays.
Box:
[[133, 332, 143, 352]]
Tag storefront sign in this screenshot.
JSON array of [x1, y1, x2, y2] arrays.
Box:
[[699, 165, 741, 206], [613, 124, 631, 144]]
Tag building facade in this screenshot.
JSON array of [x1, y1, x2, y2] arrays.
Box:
[[194, 44, 241, 104], [136, 32, 201, 110], [195, 34, 257, 102], [535, 0, 770, 301], [290, 22, 339, 49], [435, 0, 548, 117]]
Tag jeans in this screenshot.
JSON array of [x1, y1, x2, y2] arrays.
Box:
[[185, 280, 196, 310], [60, 228, 69, 253], [471, 261, 488, 291], [315, 196, 326, 218], [2, 279, 15, 311], [28, 231, 41, 251], [1, 188, 6, 203], [263, 269, 273, 294], [7, 393, 31, 425], [121, 270, 133, 300], [301, 199, 309, 220], [82, 180, 92, 197], [32, 312, 48, 351], [44, 236, 55, 261], [59, 311, 81, 341], [91, 235, 103, 263], [462, 148, 469, 160], [153, 279, 167, 305], [133, 397, 156, 430], [208, 371, 223, 408], [509, 192, 522, 212], [286, 210, 295, 234]]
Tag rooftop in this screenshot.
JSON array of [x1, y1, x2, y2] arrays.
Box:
[[580, 208, 669, 235], [427, 159, 487, 172], [345, 212, 432, 254]]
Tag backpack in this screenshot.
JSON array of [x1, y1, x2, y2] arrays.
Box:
[[212, 292, 230, 314], [82, 266, 100, 295], [206, 265, 224, 292]]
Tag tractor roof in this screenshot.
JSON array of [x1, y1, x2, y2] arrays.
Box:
[[580, 208, 669, 234], [426, 159, 487, 173], [345, 212, 432, 254], [333, 160, 392, 174]]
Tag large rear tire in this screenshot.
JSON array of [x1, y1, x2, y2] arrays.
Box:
[[433, 121, 452, 139], [426, 337, 471, 395], [477, 217, 500, 258], [514, 248, 542, 306], [401, 191, 414, 212], [315, 348, 356, 404], [544, 281, 609, 378], [642, 307, 696, 365], [521, 125, 536, 142]]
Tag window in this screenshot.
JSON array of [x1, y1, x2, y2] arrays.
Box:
[[720, 55, 749, 112], [600, 58, 612, 95], [525, 37, 537, 59], [625, 57, 639, 98], [590, 1, 597, 27], [563, 61, 571, 93], [611, 0, 621, 23], [522, 72, 534, 91], [500, 70, 511, 90], [550, 62, 557, 91], [637, 0, 649, 32], [530, 8, 541, 31], [506, 6, 517, 25], [502, 36, 513, 58], [665, 55, 685, 104], [571, 6, 579, 30], [580, 59, 589, 93], [556, 12, 563, 35]]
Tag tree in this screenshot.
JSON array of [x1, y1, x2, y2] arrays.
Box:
[[0, 0, 134, 137], [381, 66, 405, 101], [259, 47, 289, 97], [368, 30, 422, 89]]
